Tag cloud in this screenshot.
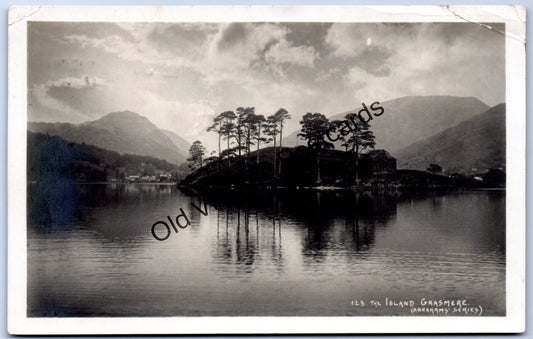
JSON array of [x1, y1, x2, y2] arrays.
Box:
[[325, 23, 416, 57], [216, 23, 249, 51], [38, 76, 118, 121], [349, 45, 392, 77], [344, 68, 369, 91], [131, 90, 215, 147], [28, 22, 506, 155], [329, 22, 505, 105], [63, 30, 200, 72], [315, 67, 341, 82], [29, 86, 91, 123], [207, 23, 288, 71], [27, 75, 112, 123], [46, 76, 106, 89], [325, 23, 366, 57], [211, 23, 319, 69], [264, 39, 318, 67]]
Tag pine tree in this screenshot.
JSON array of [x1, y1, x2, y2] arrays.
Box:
[[343, 113, 376, 181], [187, 141, 206, 171], [298, 113, 334, 150]]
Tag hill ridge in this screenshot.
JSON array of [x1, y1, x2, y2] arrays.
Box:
[[28, 111, 190, 164], [394, 103, 505, 173], [282, 95, 489, 152]]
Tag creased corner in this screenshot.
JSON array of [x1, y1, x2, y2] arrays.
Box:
[[8, 6, 42, 27], [442, 5, 525, 48]]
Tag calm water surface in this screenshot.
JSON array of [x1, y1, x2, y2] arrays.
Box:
[[27, 184, 505, 316]]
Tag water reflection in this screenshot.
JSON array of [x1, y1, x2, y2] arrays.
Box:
[[211, 200, 282, 274], [27, 184, 506, 316], [182, 188, 401, 273]]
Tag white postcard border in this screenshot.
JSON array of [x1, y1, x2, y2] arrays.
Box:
[[7, 5, 526, 334]]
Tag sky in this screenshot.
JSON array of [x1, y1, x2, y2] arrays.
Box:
[[28, 21, 505, 152]]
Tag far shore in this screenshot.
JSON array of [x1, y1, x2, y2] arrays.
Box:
[[27, 180, 506, 192], [27, 180, 177, 185]]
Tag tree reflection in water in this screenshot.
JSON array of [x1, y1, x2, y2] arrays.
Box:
[[183, 188, 399, 272]]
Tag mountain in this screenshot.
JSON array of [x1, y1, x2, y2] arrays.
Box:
[[28, 111, 190, 164], [394, 103, 505, 174], [282, 96, 490, 153], [161, 129, 192, 155]]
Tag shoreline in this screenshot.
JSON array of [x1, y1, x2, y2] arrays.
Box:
[[26, 181, 506, 191]]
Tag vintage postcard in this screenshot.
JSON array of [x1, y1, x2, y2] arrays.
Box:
[[7, 5, 525, 334]]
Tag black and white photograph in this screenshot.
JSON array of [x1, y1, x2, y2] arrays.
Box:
[[8, 5, 525, 334]]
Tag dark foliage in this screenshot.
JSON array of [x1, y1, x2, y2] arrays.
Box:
[[298, 113, 334, 150], [28, 132, 181, 182], [182, 146, 367, 188], [427, 164, 443, 173]]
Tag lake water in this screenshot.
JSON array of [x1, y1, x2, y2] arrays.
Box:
[[27, 184, 505, 316]]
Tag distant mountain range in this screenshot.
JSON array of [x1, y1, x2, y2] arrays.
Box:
[[27, 97, 504, 175], [28, 111, 190, 164], [395, 103, 505, 173], [282, 96, 490, 153]]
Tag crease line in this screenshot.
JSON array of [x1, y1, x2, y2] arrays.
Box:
[[9, 6, 42, 27]]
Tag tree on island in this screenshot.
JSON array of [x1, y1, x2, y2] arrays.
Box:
[[274, 108, 291, 149], [207, 107, 290, 164], [250, 113, 267, 163], [342, 114, 376, 154], [235, 107, 255, 157], [264, 115, 280, 177], [298, 113, 334, 150], [218, 111, 237, 164], [298, 113, 334, 184], [187, 140, 206, 171], [207, 114, 224, 159], [342, 113, 376, 181], [331, 120, 351, 152], [273, 108, 291, 176], [239, 107, 259, 162]]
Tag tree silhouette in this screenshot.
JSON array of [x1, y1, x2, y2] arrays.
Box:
[[218, 111, 237, 164], [264, 115, 280, 177], [250, 114, 267, 163], [207, 114, 224, 158], [239, 107, 257, 161], [235, 107, 255, 157], [298, 113, 334, 185], [343, 113, 376, 181], [343, 114, 376, 154], [274, 108, 290, 149], [298, 113, 334, 150], [331, 120, 350, 152], [273, 108, 290, 176], [187, 140, 206, 171]]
